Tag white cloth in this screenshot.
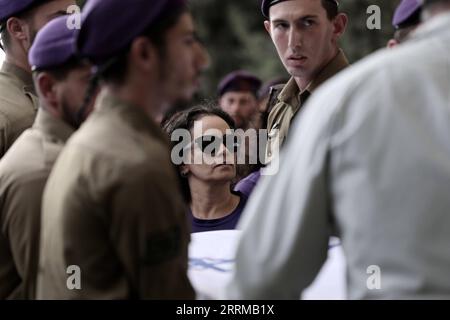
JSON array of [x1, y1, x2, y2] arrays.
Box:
[[225, 12, 450, 300], [188, 231, 346, 300]]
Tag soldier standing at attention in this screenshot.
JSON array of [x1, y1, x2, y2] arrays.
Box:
[[262, 0, 349, 163], [37, 0, 210, 299], [0, 15, 95, 300], [235, 0, 350, 198], [0, 0, 75, 157]]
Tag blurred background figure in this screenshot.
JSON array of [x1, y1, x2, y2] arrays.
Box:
[[218, 70, 262, 130], [164, 105, 247, 233], [387, 0, 422, 48]]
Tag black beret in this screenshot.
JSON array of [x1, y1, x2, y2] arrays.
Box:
[[261, 0, 339, 18]]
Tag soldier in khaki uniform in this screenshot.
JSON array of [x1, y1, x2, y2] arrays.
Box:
[[0, 0, 75, 157], [37, 0, 210, 299], [261, 0, 349, 163], [0, 16, 94, 300]]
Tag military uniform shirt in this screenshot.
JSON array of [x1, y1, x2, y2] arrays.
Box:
[[265, 50, 349, 163], [0, 62, 39, 158], [0, 108, 74, 299], [37, 90, 195, 299]]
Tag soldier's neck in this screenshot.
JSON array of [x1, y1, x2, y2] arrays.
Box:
[[293, 48, 339, 93], [105, 82, 164, 122], [293, 77, 311, 93], [5, 53, 31, 74]]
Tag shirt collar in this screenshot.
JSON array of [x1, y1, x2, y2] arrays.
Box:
[[33, 107, 75, 144], [1, 61, 36, 95], [305, 48, 349, 93], [95, 89, 169, 145], [278, 49, 349, 105]]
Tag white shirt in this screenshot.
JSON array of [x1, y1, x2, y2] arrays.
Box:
[[225, 12, 450, 300]]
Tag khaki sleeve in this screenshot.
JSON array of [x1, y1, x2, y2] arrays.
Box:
[[61, 161, 194, 299], [3, 175, 48, 299], [108, 165, 194, 299]]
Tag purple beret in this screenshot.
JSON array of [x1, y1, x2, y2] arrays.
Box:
[[218, 70, 262, 97], [261, 0, 339, 18], [29, 15, 78, 71], [0, 0, 39, 22], [77, 0, 187, 65], [392, 0, 422, 28]]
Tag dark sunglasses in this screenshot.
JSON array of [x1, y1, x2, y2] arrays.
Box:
[[194, 134, 241, 156]]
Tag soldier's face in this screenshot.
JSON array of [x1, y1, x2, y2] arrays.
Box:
[[25, 0, 75, 49], [160, 13, 210, 106], [183, 115, 237, 184], [57, 63, 97, 128], [219, 91, 259, 129], [265, 0, 346, 82]]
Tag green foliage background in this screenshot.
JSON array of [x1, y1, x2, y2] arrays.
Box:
[[78, 0, 402, 97]]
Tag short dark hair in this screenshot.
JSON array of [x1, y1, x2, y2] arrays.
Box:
[[163, 103, 236, 203], [34, 57, 88, 81], [393, 25, 417, 44], [0, 24, 10, 50], [98, 5, 187, 85], [321, 0, 339, 20]]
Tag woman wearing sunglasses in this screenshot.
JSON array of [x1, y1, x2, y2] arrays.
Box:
[[163, 105, 247, 233]]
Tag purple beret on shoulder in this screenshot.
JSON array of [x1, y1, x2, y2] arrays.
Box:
[[29, 15, 78, 71], [77, 0, 187, 65], [392, 0, 422, 28], [218, 70, 262, 97], [0, 0, 39, 22]]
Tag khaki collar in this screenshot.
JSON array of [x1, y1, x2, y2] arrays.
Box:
[[306, 48, 349, 93], [95, 89, 169, 145], [278, 49, 349, 106], [1, 61, 36, 95], [33, 108, 75, 144]]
